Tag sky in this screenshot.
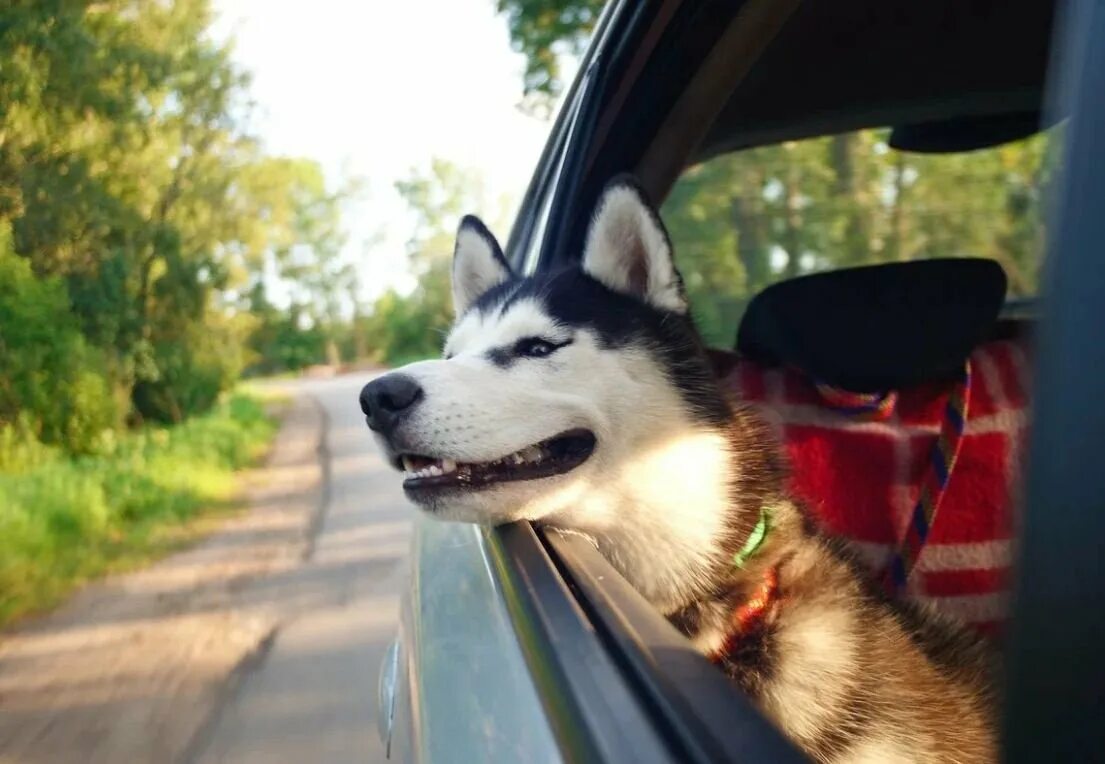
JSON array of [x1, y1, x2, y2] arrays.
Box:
[[210, 0, 566, 303]]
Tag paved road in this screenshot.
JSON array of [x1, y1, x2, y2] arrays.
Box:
[[196, 373, 411, 764]]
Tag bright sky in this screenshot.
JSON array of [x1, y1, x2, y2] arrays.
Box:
[[210, 0, 564, 302]]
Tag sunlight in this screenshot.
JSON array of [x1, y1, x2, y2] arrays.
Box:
[[210, 0, 564, 303]]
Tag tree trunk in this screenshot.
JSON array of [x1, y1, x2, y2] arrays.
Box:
[[326, 338, 341, 368], [731, 166, 769, 293], [782, 164, 802, 279], [890, 151, 908, 261], [830, 133, 870, 264]]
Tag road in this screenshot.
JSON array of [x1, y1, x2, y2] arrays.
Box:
[[195, 373, 411, 764]]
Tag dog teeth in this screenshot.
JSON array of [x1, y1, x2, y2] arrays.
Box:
[[489, 445, 545, 466], [403, 458, 460, 480], [403, 443, 551, 481]]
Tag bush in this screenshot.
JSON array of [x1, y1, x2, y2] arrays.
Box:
[[359, 258, 452, 365], [134, 310, 257, 424], [0, 392, 276, 626], [245, 302, 328, 376], [0, 222, 117, 453]]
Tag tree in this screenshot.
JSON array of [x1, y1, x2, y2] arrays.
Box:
[[0, 222, 115, 453], [359, 160, 513, 365], [244, 283, 327, 375], [246, 159, 359, 371], [661, 130, 1052, 345], [495, 0, 605, 102], [1, 1, 353, 438]]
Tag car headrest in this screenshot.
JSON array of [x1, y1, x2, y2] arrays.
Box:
[[735, 259, 1007, 392], [888, 111, 1049, 153]]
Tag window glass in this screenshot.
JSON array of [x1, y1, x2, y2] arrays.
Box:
[[661, 128, 1060, 347]]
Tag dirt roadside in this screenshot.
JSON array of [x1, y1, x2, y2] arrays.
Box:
[[0, 393, 328, 764]]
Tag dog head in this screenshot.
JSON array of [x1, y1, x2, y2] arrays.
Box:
[[361, 177, 736, 531]]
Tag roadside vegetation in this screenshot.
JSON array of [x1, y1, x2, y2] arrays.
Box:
[[0, 2, 496, 626], [0, 393, 276, 626], [0, 2, 329, 625]]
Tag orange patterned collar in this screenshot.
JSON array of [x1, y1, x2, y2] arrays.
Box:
[[710, 565, 781, 662]]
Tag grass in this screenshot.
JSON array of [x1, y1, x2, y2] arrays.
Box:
[[0, 393, 280, 628]]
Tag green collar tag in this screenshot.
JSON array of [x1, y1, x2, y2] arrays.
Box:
[[733, 508, 770, 569]]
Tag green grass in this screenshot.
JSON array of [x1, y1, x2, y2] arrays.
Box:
[[0, 393, 279, 628]]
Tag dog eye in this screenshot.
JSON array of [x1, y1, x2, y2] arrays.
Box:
[[515, 338, 559, 358]]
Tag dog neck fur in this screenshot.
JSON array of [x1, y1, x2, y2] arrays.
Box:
[[548, 352, 738, 613], [551, 179, 747, 612]]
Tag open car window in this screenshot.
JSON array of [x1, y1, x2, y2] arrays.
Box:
[[662, 127, 1061, 347]]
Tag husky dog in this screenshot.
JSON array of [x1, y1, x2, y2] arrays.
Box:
[[361, 177, 997, 763]]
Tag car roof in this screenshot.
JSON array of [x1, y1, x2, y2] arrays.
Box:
[[698, 0, 1059, 159]]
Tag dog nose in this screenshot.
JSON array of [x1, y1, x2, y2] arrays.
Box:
[[360, 374, 424, 433]]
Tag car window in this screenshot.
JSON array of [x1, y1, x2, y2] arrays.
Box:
[[661, 127, 1062, 347]]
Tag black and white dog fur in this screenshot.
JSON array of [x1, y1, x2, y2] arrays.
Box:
[[361, 177, 997, 763]]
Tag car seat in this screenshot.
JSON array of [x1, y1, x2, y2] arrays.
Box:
[[710, 259, 1029, 638]]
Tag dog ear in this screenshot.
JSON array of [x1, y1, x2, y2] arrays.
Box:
[[452, 215, 512, 315], [581, 177, 687, 313]]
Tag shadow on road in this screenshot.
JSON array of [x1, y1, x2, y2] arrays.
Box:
[[0, 373, 413, 764]]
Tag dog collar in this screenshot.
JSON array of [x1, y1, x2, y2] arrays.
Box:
[[732, 507, 771, 569], [709, 564, 782, 664]]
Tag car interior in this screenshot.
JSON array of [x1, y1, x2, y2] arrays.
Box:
[[486, 0, 1096, 760]]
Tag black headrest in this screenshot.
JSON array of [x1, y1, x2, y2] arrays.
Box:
[[735, 259, 1007, 392], [888, 111, 1047, 153]]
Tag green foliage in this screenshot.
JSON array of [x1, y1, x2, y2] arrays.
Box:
[[240, 159, 357, 376], [495, 0, 605, 100], [134, 309, 257, 423], [1, 1, 351, 435], [0, 3, 331, 620], [359, 160, 513, 366], [0, 392, 276, 626], [246, 287, 328, 375], [361, 259, 453, 365], [662, 130, 1054, 345], [0, 222, 116, 453]]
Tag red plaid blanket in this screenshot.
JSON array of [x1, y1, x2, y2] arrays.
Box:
[[715, 339, 1031, 637]]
